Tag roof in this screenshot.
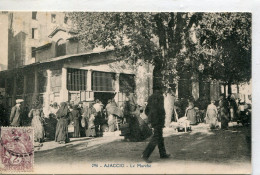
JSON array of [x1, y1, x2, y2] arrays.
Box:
[[0, 48, 115, 75], [37, 48, 114, 65], [48, 27, 78, 38], [34, 43, 52, 51]]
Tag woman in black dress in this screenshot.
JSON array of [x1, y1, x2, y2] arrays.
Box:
[[55, 102, 71, 144], [71, 105, 81, 138]]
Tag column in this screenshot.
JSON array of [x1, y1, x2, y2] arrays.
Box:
[[86, 69, 93, 100], [32, 68, 39, 101], [23, 74, 27, 99], [87, 69, 92, 91], [43, 69, 52, 116], [115, 73, 120, 92], [60, 67, 68, 102], [114, 73, 120, 103]]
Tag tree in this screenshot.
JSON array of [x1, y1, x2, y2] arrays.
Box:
[[68, 12, 251, 126], [68, 12, 203, 126], [197, 13, 251, 94]]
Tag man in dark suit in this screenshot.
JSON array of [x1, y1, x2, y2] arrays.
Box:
[[10, 99, 24, 127], [141, 86, 170, 163]]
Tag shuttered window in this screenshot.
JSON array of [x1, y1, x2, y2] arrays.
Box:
[[67, 68, 87, 91], [92, 71, 115, 92], [50, 70, 62, 93], [119, 74, 135, 93]]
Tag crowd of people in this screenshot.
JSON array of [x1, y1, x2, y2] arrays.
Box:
[[174, 93, 251, 130], [0, 91, 153, 147], [0, 91, 250, 150]]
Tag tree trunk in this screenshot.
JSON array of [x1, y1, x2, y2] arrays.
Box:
[[228, 81, 232, 95], [164, 92, 175, 128]]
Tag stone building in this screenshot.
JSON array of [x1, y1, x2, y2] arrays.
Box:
[[0, 12, 153, 112], [0, 12, 222, 116]]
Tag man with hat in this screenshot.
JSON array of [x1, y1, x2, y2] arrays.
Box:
[[10, 99, 24, 126], [141, 85, 170, 163]]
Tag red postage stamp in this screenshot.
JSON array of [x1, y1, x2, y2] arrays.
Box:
[[0, 127, 34, 172]]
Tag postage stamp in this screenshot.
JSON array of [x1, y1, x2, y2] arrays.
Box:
[[0, 127, 34, 172]]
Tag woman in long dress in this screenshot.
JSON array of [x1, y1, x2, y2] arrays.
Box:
[[206, 100, 218, 129], [84, 102, 97, 137], [28, 101, 45, 145], [126, 93, 143, 142], [71, 105, 81, 138], [55, 102, 71, 144]]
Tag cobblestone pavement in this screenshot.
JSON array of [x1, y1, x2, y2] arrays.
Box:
[[34, 123, 251, 174]]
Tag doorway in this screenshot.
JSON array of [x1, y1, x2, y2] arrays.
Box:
[[94, 92, 115, 107]]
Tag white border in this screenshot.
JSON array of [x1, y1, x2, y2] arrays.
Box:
[[0, 0, 259, 174]]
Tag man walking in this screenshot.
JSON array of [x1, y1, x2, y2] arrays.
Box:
[[142, 86, 170, 163], [10, 99, 24, 127]]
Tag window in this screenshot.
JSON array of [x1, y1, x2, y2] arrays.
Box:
[[119, 74, 135, 93], [56, 39, 66, 57], [32, 12, 37, 20], [51, 14, 56, 23], [67, 68, 87, 91], [92, 71, 116, 92], [31, 47, 36, 58], [32, 28, 38, 39], [64, 16, 68, 24]]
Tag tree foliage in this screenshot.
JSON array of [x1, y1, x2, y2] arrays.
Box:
[[68, 12, 251, 92]]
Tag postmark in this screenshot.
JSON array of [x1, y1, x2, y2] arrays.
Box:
[[0, 127, 34, 172]]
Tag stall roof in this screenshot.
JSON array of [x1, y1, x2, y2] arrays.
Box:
[[0, 48, 114, 74]]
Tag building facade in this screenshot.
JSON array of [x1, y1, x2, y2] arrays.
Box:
[[0, 12, 224, 116]]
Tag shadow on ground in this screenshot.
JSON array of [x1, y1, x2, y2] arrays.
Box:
[[35, 125, 251, 165]]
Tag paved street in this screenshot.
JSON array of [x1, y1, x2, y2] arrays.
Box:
[[33, 123, 251, 174]]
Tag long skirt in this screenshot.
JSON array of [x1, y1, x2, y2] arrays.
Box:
[[31, 115, 44, 142], [73, 119, 80, 138], [129, 115, 152, 142], [220, 110, 229, 129], [44, 115, 57, 140], [86, 127, 96, 137], [206, 110, 218, 129], [129, 116, 142, 141], [55, 118, 69, 143], [187, 109, 197, 125], [108, 114, 116, 132]]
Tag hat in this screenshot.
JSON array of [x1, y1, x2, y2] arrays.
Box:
[[16, 99, 24, 104]]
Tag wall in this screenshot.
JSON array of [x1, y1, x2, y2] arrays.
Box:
[[36, 42, 56, 62], [8, 12, 70, 69], [0, 13, 9, 71]]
